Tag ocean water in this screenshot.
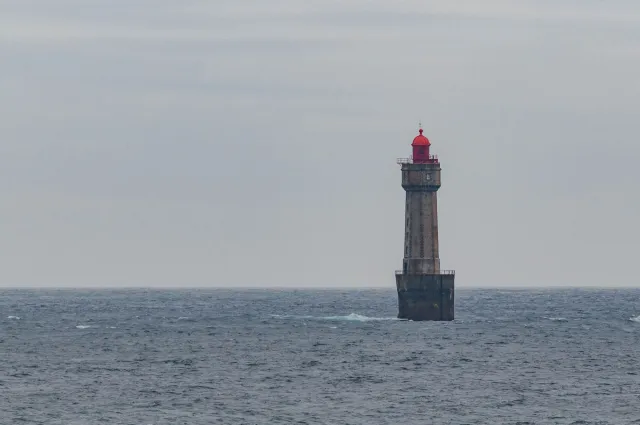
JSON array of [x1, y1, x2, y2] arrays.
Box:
[[1, 288, 640, 425]]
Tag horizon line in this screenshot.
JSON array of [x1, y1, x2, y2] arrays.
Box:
[[0, 285, 638, 290]]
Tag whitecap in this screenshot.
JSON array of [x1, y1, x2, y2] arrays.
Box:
[[7, 316, 20, 320], [629, 315, 640, 323], [75, 325, 92, 329], [544, 317, 568, 322], [321, 313, 399, 322], [273, 313, 400, 322]]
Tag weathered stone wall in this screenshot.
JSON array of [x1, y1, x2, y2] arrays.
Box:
[[397, 161, 453, 321], [395, 273, 455, 321], [401, 162, 441, 190], [403, 191, 440, 274], [401, 162, 441, 275]]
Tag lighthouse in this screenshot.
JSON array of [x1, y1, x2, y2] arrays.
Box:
[[395, 126, 455, 321]]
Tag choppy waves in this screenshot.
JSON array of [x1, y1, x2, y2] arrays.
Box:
[[2, 288, 640, 425]]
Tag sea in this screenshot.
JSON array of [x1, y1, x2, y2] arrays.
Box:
[[1, 288, 640, 425]]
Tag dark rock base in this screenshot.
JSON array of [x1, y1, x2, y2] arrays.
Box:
[[395, 273, 455, 321]]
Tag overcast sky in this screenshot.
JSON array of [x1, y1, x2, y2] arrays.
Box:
[[1, 0, 639, 288]]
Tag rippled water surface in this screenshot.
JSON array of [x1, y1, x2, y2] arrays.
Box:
[[2, 288, 640, 424]]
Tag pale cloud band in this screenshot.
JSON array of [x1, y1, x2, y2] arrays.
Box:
[[1, 0, 639, 287]]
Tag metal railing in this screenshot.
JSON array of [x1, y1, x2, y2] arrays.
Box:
[[395, 269, 455, 275], [396, 156, 439, 165]]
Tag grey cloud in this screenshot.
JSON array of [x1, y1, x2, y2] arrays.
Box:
[[1, 0, 639, 287]]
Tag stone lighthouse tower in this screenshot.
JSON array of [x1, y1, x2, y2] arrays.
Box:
[[395, 126, 455, 321]]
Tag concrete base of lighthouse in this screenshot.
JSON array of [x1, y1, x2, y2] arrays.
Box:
[[395, 273, 455, 321]]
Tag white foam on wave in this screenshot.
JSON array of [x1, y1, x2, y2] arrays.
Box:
[[272, 313, 400, 322], [321, 313, 399, 322], [629, 315, 640, 323], [75, 325, 92, 329], [544, 317, 568, 322], [7, 316, 20, 320]]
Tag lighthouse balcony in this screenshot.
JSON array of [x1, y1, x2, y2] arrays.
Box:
[[397, 156, 439, 164], [395, 270, 455, 276]]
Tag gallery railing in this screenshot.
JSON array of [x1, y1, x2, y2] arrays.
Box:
[[395, 270, 455, 276]]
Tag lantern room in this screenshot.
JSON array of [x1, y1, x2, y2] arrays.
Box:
[[411, 128, 437, 163]]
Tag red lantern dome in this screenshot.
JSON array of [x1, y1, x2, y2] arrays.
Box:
[[411, 127, 435, 163], [412, 129, 431, 147]]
